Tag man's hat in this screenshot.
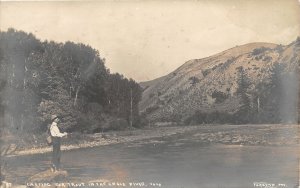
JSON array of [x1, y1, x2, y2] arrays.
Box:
[[51, 115, 59, 121]]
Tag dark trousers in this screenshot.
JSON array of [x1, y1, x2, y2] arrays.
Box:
[[52, 137, 61, 169]]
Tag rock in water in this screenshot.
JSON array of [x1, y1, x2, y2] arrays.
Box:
[[28, 169, 68, 183]]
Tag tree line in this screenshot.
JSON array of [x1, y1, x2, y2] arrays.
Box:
[[235, 63, 298, 124], [186, 62, 299, 125], [0, 29, 142, 134]]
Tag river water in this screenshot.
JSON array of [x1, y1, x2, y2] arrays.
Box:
[[3, 131, 299, 188]]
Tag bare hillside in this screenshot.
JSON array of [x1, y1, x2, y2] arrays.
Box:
[[140, 39, 300, 122]]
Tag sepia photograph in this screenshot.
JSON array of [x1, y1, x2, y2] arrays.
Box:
[[0, 0, 299, 188]]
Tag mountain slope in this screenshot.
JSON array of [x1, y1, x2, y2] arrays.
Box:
[[140, 39, 300, 123]]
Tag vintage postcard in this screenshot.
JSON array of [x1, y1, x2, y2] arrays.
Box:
[[0, 0, 299, 188]]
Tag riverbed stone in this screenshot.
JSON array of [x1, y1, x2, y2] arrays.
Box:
[[28, 169, 68, 183]]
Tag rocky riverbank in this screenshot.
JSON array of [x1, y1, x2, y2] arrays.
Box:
[[189, 124, 299, 146], [2, 125, 201, 156], [1, 124, 299, 157]]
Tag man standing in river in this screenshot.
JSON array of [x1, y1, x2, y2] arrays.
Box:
[[50, 115, 68, 172]]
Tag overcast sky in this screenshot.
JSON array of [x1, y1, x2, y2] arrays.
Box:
[[1, 0, 300, 81]]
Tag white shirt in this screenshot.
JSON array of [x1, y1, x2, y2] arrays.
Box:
[[50, 122, 66, 137]]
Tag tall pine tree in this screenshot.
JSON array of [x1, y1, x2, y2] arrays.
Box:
[[235, 66, 252, 124]]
